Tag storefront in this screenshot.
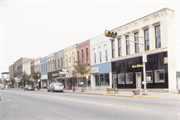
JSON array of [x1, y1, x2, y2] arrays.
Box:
[[111, 52, 168, 89], [41, 74, 48, 89], [48, 70, 65, 85], [91, 62, 112, 90]]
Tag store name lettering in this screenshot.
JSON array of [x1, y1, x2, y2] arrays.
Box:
[[52, 73, 58, 76], [132, 64, 143, 68]]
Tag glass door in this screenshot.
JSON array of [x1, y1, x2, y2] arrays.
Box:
[[136, 72, 141, 89]]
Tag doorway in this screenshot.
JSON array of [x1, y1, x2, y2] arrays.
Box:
[[136, 72, 141, 89]]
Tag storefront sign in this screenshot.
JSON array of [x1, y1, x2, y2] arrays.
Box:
[[52, 73, 59, 77], [91, 67, 99, 73], [132, 64, 143, 68], [59, 74, 65, 77]]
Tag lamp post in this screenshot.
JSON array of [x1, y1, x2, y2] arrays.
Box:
[[114, 73, 117, 89]]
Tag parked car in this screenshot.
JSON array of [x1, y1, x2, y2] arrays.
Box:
[[24, 86, 35, 91], [47, 82, 64, 92], [0, 84, 4, 90]]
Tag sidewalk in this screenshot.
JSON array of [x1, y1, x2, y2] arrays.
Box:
[[38, 89, 179, 99]]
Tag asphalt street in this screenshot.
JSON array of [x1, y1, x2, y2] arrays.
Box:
[[0, 89, 179, 120]]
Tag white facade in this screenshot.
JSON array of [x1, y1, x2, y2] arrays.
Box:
[[110, 8, 176, 93], [22, 59, 32, 75], [90, 34, 111, 65], [90, 34, 112, 90]]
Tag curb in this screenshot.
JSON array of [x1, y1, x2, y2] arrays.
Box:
[[103, 94, 159, 98]]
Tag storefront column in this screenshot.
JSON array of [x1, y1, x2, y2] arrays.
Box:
[[109, 72, 112, 88], [91, 75, 95, 90]]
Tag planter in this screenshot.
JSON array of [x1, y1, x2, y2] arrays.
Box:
[[132, 89, 140, 95]]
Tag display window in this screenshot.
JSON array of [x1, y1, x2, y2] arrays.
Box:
[[155, 69, 165, 83], [118, 73, 124, 84], [146, 71, 153, 83], [126, 72, 133, 84]]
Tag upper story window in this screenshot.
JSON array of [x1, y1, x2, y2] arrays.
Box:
[[112, 40, 115, 58], [94, 53, 96, 64], [77, 51, 79, 61], [69, 57, 71, 63], [118, 38, 122, 56], [126, 35, 130, 55], [58, 59, 60, 69], [82, 50, 84, 63], [134, 32, 139, 53], [144, 29, 149, 50], [105, 49, 108, 61], [61, 57, 63, 68], [86, 48, 88, 63], [99, 51, 102, 62], [155, 25, 161, 48]]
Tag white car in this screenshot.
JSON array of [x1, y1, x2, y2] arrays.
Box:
[[47, 82, 64, 92]]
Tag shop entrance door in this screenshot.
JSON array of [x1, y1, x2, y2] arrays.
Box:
[[136, 72, 141, 90]]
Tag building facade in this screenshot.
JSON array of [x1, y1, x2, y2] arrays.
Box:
[[90, 34, 112, 90], [9, 64, 14, 79], [110, 8, 176, 93], [76, 40, 91, 90], [64, 44, 77, 89], [40, 56, 48, 89], [47, 53, 55, 83]]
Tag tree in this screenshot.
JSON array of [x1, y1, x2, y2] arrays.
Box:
[[10, 78, 16, 88], [32, 71, 41, 88], [73, 60, 90, 91], [21, 71, 31, 87]]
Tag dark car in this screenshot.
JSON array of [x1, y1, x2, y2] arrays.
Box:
[[24, 86, 35, 91]]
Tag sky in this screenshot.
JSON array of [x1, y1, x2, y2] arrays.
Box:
[[0, 0, 179, 74]]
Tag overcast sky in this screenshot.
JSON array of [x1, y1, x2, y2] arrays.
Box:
[[0, 0, 179, 74]]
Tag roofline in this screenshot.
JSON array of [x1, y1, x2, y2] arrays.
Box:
[[112, 7, 174, 31]]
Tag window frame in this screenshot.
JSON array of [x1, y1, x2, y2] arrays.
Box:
[[126, 35, 130, 55], [146, 70, 153, 83], [154, 69, 165, 83], [134, 32, 139, 53], [155, 25, 161, 48], [112, 40, 115, 58], [144, 28, 149, 51], [126, 72, 133, 84], [99, 51, 102, 62], [118, 38, 122, 56]]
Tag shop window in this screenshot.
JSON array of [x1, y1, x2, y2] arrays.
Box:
[[126, 72, 133, 84], [146, 71, 153, 83], [95, 75, 99, 86], [100, 74, 104, 86], [105, 74, 109, 86], [78, 77, 86, 86], [155, 69, 165, 83], [118, 73, 124, 84]]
